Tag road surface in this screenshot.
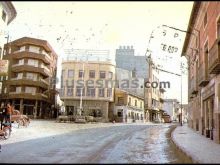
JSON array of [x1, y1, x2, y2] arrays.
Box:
[[0, 121, 192, 163]]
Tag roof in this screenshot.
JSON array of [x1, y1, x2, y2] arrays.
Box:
[[181, 2, 201, 56], [115, 88, 144, 100], [6, 37, 58, 58]]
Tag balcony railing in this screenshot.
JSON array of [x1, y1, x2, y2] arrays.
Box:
[[209, 39, 220, 74], [198, 63, 209, 87], [13, 49, 51, 60], [12, 63, 24, 67], [9, 92, 48, 99]]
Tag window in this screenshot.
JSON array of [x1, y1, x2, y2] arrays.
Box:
[[17, 73, 23, 79], [76, 88, 85, 96], [107, 88, 112, 97], [2, 10, 6, 22], [140, 101, 142, 108], [29, 45, 40, 53], [100, 71, 106, 79], [20, 46, 25, 52], [18, 59, 24, 65], [4, 87, 7, 94], [95, 110, 102, 117], [79, 70, 84, 78], [128, 97, 131, 106], [25, 87, 36, 94], [59, 87, 65, 97], [135, 100, 137, 106], [99, 88, 105, 97], [117, 109, 123, 117], [108, 72, 113, 79], [16, 87, 22, 93], [66, 79, 71, 87], [68, 70, 74, 78], [89, 70, 95, 78], [204, 41, 209, 68], [204, 12, 207, 28], [28, 59, 38, 67], [61, 70, 65, 77], [118, 97, 124, 105], [87, 88, 95, 97], [218, 19, 220, 38], [26, 73, 37, 80], [132, 69, 136, 78], [67, 87, 73, 96]]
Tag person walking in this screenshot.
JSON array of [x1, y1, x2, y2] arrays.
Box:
[[0, 102, 5, 130], [6, 102, 12, 128]]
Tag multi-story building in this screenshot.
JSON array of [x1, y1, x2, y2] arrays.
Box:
[[0, 37, 58, 119], [115, 45, 149, 79], [163, 99, 180, 122], [113, 88, 144, 123], [182, 2, 220, 143], [60, 50, 115, 122], [0, 1, 16, 57], [115, 67, 144, 98], [144, 56, 165, 122]]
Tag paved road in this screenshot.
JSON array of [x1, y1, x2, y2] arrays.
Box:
[[0, 123, 191, 163]]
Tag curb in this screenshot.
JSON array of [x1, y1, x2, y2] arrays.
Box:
[[170, 125, 199, 164]]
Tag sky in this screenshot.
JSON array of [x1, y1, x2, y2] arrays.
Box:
[[6, 1, 193, 104]]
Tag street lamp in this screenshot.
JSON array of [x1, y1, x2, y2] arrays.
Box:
[[77, 53, 91, 116]]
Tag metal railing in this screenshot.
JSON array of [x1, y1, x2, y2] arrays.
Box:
[[13, 49, 51, 60]]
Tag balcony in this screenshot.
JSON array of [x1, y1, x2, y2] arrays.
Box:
[[12, 49, 51, 64], [8, 77, 49, 89], [198, 63, 209, 87], [190, 76, 198, 95], [209, 39, 220, 74], [8, 92, 49, 101], [11, 64, 51, 77]]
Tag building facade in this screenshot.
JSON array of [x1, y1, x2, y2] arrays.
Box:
[[60, 50, 115, 122], [115, 67, 144, 98], [144, 56, 165, 123], [113, 88, 144, 123], [163, 99, 180, 122], [115, 45, 149, 79], [182, 2, 220, 143], [0, 37, 58, 118]]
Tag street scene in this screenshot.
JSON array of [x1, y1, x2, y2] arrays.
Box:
[[0, 1, 220, 164], [0, 120, 192, 164]]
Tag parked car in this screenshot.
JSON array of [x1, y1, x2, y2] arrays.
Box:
[[75, 116, 86, 123]]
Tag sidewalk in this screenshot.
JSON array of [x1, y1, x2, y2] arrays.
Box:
[[171, 124, 220, 163]]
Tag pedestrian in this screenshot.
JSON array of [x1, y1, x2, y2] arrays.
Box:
[[6, 102, 12, 128], [0, 102, 5, 130]]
